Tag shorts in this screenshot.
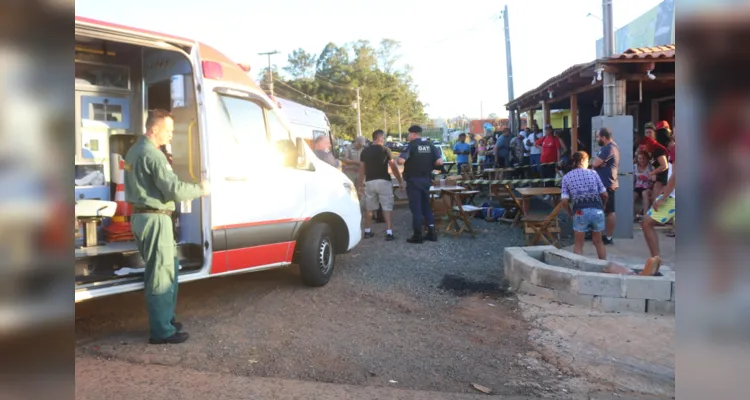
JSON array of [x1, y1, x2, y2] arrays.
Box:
[[477, 156, 486, 164], [604, 188, 616, 214], [647, 195, 675, 224], [364, 179, 394, 211], [573, 208, 605, 233], [634, 187, 647, 196], [655, 170, 668, 186]]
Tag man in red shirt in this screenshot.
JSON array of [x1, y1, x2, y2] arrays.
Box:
[[535, 124, 567, 186]]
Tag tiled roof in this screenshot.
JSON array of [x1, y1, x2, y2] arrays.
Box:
[[505, 45, 675, 109], [611, 45, 675, 60]]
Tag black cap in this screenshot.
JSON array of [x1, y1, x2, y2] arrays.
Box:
[[545, 124, 553, 130], [408, 125, 422, 133]]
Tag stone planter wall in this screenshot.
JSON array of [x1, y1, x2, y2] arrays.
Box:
[[504, 246, 675, 315]]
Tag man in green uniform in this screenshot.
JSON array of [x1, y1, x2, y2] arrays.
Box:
[[124, 109, 209, 344]]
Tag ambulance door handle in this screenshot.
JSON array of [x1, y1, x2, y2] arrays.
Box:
[[224, 176, 247, 182]]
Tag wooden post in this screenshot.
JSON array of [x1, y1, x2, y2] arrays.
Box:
[[543, 103, 551, 128], [529, 109, 536, 128], [570, 94, 578, 153], [615, 80, 627, 116]]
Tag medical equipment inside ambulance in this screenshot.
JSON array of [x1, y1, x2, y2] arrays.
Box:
[[74, 39, 205, 288]]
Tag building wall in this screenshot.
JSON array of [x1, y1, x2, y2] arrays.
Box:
[[530, 110, 573, 130]]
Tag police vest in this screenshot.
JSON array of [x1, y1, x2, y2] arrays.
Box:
[[403, 138, 437, 179]]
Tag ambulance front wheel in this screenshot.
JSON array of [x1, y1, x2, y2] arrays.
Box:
[[298, 222, 335, 287]]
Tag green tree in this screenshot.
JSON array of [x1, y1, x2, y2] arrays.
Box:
[[268, 39, 429, 142], [377, 39, 401, 74], [283, 49, 317, 79]]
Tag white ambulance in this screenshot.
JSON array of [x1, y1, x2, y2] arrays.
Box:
[[74, 16, 362, 302]]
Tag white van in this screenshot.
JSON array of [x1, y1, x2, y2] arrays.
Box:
[[74, 16, 362, 302], [275, 97, 331, 146]]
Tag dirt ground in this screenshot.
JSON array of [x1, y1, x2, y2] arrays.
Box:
[[75, 207, 674, 399], [516, 294, 675, 399], [76, 208, 555, 398]]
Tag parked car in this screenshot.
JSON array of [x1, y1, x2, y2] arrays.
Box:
[[385, 141, 406, 152]]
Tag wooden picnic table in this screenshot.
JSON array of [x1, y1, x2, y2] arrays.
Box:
[[429, 185, 465, 193], [516, 187, 562, 197], [516, 187, 561, 215], [441, 162, 456, 175], [483, 167, 515, 180], [515, 187, 563, 247]]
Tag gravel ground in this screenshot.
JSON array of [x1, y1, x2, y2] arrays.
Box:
[[76, 203, 578, 398]]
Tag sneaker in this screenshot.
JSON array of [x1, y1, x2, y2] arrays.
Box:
[[603, 236, 614, 245], [385, 233, 394, 241], [149, 332, 189, 345], [364, 231, 374, 239]]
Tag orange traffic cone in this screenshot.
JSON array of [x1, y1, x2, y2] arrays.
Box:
[[104, 159, 134, 242]]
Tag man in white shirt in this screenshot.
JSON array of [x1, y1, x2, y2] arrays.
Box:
[[518, 127, 530, 176], [525, 125, 543, 175]]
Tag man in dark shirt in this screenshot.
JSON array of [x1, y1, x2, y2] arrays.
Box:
[[592, 127, 620, 245], [358, 130, 404, 241], [494, 128, 512, 168], [312, 135, 340, 168], [397, 125, 444, 243]]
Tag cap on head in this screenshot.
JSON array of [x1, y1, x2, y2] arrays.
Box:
[[655, 120, 671, 131], [544, 124, 553, 130], [407, 125, 423, 134], [644, 122, 656, 131]]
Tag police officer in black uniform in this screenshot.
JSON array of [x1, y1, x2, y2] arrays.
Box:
[[397, 125, 444, 243]]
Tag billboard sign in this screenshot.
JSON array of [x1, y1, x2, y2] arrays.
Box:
[[596, 0, 675, 57]]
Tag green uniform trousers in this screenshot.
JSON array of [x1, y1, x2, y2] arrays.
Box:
[[131, 213, 179, 339]]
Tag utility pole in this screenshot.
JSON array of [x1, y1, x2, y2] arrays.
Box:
[[397, 108, 402, 142], [501, 5, 516, 133], [601, 0, 616, 116], [354, 87, 362, 138], [258, 50, 280, 97], [383, 106, 387, 133], [480, 101, 483, 119]]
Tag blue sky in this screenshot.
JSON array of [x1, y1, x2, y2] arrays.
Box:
[[75, 0, 661, 119]]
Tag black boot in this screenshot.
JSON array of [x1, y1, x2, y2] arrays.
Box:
[[424, 226, 438, 242], [149, 332, 189, 345], [171, 318, 183, 331], [406, 230, 423, 244]]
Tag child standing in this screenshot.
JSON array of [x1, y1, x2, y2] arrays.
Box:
[[477, 139, 487, 167]]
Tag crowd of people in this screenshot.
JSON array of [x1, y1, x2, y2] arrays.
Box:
[[560, 120, 675, 271], [314, 120, 675, 270], [452, 123, 582, 185]]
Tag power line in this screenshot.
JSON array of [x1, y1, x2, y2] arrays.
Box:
[[313, 74, 357, 90], [418, 12, 502, 51], [273, 78, 354, 108]]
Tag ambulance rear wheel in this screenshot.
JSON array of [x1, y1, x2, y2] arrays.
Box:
[[298, 222, 334, 287]]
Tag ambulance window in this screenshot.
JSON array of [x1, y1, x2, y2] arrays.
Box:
[[216, 95, 269, 158], [266, 110, 291, 143], [91, 103, 123, 122], [75, 62, 130, 90]]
